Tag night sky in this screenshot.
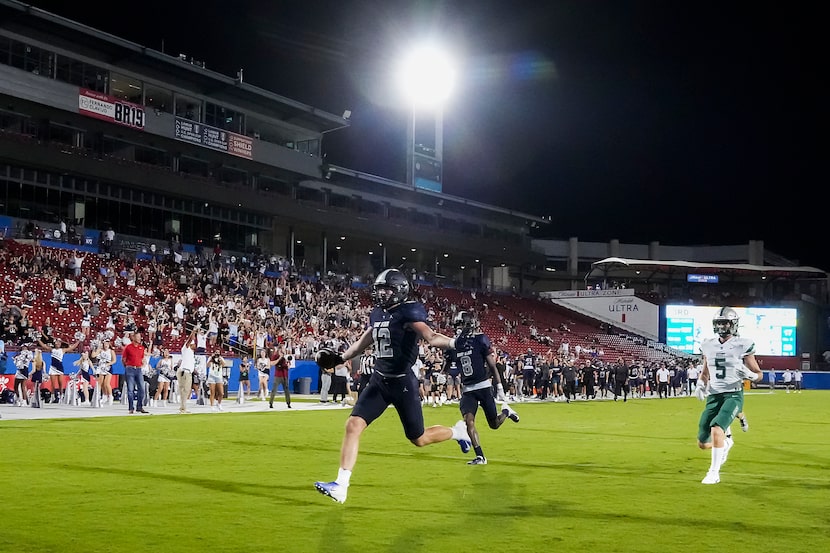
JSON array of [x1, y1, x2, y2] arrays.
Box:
[[24, 1, 826, 269]]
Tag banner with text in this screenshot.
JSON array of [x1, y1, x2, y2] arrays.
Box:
[[78, 88, 145, 130], [541, 289, 636, 299], [173, 117, 253, 159], [555, 295, 659, 337]]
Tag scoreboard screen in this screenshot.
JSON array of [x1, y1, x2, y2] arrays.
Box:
[[664, 305, 796, 356]]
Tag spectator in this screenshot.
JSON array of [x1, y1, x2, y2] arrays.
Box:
[[104, 227, 115, 253]]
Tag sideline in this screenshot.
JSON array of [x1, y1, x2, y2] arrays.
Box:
[[0, 394, 349, 420]]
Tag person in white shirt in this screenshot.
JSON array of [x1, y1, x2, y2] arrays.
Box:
[[793, 368, 803, 393], [195, 329, 207, 354], [656, 365, 670, 399], [73, 251, 86, 277], [782, 368, 793, 393], [177, 326, 199, 414], [687, 364, 701, 395], [411, 355, 424, 380]]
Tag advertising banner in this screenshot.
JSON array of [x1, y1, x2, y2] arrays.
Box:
[[174, 117, 253, 159], [78, 88, 145, 130]]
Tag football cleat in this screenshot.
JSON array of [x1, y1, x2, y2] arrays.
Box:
[[721, 436, 734, 466], [453, 420, 472, 454], [701, 471, 720, 485], [739, 416, 749, 432], [467, 456, 488, 465], [314, 481, 347, 504], [501, 402, 520, 423]]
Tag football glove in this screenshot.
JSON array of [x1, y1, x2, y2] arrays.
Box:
[[496, 383, 507, 402], [736, 365, 761, 382], [694, 380, 709, 401], [315, 348, 344, 369]]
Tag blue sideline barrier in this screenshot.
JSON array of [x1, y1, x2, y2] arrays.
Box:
[[2, 353, 320, 393], [5, 353, 829, 391]]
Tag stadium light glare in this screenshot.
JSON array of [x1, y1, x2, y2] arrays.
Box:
[[396, 44, 456, 109]]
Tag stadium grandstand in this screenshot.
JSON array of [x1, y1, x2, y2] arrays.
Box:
[[2, 0, 830, 411]]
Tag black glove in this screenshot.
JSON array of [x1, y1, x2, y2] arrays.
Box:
[[315, 348, 344, 369]]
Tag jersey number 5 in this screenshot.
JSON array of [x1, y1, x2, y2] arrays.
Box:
[[714, 355, 726, 379], [372, 327, 394, 358]]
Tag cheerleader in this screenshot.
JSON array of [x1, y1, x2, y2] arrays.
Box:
[[206, 352, 226, 411], [141, 350, 153, 409], [255, 348, 271, 401], [73, 350, 93, 404], [153, 349, 174, 406], [31, 349, 45, 408], [238, 354, 252, 398], [13, 345, 33, 406], [80, 305, 92, 339], [37, 337, 81, 403], [93, 339, 116, 405]]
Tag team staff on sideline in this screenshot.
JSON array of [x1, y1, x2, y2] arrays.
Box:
[[695, 307, 762, 485], [613, 357, 629, 402], [314, 269, 472, 504], [446, 310, 519, 465], [122, 331, 149, 414]]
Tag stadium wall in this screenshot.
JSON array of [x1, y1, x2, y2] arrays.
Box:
[[2, 353, 321, 394], [3, 354, 826, 391]]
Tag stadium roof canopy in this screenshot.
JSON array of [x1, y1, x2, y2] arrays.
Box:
[[587, 257, 828, 282]]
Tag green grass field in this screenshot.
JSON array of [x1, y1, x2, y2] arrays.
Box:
[[2, 391, 828, 553]]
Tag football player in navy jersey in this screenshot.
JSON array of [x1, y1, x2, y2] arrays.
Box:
[[447, 310, 519, 465], [521, 348, 536, 398], [314, 269, 472, 504]]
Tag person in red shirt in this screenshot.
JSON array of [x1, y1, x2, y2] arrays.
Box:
[[122, 331, 149, 414], [269, 345, 292, 409]]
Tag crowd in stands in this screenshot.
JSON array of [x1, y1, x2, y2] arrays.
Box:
[[1, 234, 694, 408]]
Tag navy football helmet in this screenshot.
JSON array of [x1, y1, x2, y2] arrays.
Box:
[[712, 307, 739, 338], [372, 269, 410, 309], [453, 310, 479, 333]]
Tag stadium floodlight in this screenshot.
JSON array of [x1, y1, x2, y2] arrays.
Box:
[[396, 43, 456, 110], [397, 42, 457, 192]]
